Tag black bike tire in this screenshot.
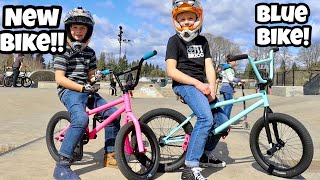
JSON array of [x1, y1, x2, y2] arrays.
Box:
[[16, 77, 22, 87], [250, 113, 314, 178], [115, 121, 160, 180], [139, 108, 193, 172], [22, 77, 32, 87], [46, 111, 71, 162], [4, 76, 13, 87]]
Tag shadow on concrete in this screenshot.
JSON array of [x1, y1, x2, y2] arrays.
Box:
[[73, 148, 105, 176]]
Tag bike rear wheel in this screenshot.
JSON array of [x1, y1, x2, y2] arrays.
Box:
[[22, 77, 32, 87], [46, 111, 71, 162], [115, 121, 160, 180], [139, 108, 193, 172], [4, 76, 13, 87], [250, 113, 313, 178]]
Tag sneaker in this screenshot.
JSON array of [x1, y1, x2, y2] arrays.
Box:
[[181, 166, 207, 180], [104, 152, 118, 168], [53, 156, 80, 180], [200, 154, 226, 168]]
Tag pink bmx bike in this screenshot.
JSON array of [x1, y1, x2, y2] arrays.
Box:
[[46, 51, 160, 180]]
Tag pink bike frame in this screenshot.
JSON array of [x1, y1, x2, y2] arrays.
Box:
[[55, 92, 145, 153]]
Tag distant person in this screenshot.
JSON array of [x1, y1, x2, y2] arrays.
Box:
[[126, 72, 134, 98], [12, 53, 24, 87], [220, 54, 245, 119], [110, 76, 117, 96]]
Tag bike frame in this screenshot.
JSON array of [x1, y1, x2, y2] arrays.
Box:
[[55, 92, 145, 153], [54, 51, 157, 154], [161, 49, 277, 145]]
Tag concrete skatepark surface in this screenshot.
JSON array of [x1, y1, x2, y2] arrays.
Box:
[[0, 88, 319, 179]]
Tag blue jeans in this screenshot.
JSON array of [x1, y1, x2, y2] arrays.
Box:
[[173, 85, 229, 167], [59, 90, 120, 159], [221, 92, 233, 119]]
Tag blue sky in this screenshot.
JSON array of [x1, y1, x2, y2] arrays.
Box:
[[1, 0, 320, 69]]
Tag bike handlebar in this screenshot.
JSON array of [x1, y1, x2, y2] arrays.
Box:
[[143, 50, 157, 60], [101, 69, 111, 75], [249, 48, 277, 84], [229, 54, 248, 62], [232, 48, 278, 85], [98, 50, 158, 92]]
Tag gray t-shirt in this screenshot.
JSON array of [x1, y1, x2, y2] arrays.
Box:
[[12, 56, 23, 68]]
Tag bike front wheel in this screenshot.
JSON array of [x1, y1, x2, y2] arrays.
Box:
[[115, 121, 160, 180], [250, 113, 314, 178], [15, 77, 22, 87], [46, 111, 71, 162], [139, 108, 193, 172], [22, 77, 32, 87]]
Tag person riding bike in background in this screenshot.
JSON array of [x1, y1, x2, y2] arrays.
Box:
[[166, 1, 228, 179], [52, 7, 120, 180], [220, 54, 246, 119], [12, 53, 24, 87]]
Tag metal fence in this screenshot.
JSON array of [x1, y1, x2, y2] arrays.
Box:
[[274, 70, 320, 86]]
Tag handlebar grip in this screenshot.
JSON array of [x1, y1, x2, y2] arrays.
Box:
[[230, 54, 248, 61], [142, 50, 157, 60], [101, 69, 111, 75], [272, 47, 279, 52]]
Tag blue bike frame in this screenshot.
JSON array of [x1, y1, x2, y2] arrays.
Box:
[[161, 49, 276, 145]]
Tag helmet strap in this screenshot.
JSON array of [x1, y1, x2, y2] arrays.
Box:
[[67, 37, 88, 52]]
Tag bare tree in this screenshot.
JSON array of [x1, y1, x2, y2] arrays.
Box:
[[0, 54, 14, 70], [203, 33, 241, 69], [296, 43, 320, 69], [23, 54, 43, 71], [278, 47, 293, 69]]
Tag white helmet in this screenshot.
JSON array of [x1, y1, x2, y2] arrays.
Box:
[[172, 0, 203, 42]]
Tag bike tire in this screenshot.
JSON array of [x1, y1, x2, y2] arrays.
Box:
[[250, 113, 313, 178], [139, 108, 193, 172], [15, 77, 22, 87], [46, 111, 71, 162], [115, 121, 160, 180], [4, 76, 13, 87], [22, 77, 32, 87]]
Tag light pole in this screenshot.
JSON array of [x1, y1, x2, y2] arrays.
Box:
[[123, 39, 131, 57], [118, 26, 123, 61]]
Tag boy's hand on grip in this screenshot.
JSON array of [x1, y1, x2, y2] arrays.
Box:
[[82, 84, 97, 93]]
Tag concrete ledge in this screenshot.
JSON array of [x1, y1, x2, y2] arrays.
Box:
[[272, 86, 304, 97], [37, 81, 57, 88]]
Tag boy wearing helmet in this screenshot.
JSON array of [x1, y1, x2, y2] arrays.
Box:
[[53, 7, 120, 180], [166, 1, 227, 179]]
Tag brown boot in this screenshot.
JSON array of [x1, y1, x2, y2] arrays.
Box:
[[104, 152, 118, 168]]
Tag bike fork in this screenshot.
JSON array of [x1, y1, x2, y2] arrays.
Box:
[[263, 106, 273, 144], [263, 107, 283, 156]]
